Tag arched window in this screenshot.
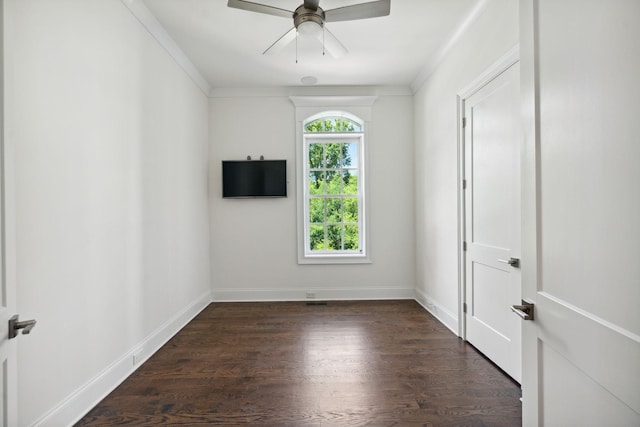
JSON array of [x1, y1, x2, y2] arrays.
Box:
[[302, 112, 366, 258], [291, 96, 375, 264]]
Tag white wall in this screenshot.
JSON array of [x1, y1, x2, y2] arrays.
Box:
[[209, 93, 415, 300], [5, 0, 211, 425], [413, 0, 519, 332]]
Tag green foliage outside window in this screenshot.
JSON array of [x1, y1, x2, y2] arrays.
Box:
[[304, 118, 361, 133], [305, 117, 362, 252]]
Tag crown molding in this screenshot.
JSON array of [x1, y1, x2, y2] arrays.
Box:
[[121, 0, 488, 98], [289, 95, 378, 108], [410, 0, 489, 94], [209, 85, 412, 98], [120, 0, 212, 96]]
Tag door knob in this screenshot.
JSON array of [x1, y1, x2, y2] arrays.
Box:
[[498, 257, 520, 268], [8, 315, 37, 339], [510, 300, 534, 320]]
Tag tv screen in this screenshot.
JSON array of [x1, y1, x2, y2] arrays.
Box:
[[222, 160, 287, 198]]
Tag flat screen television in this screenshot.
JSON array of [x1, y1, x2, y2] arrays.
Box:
[[222, 160, 287, 198]]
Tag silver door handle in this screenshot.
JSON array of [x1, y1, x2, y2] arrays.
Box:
[[8, 315, 37, 339], [498, 257, 520, 268], [510, 300, 534, 321]]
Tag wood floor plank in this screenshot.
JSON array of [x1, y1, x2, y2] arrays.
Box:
[[75, 300, 521, 426]]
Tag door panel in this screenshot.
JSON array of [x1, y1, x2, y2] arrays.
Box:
[[464, 61, 521, 382], [541, 341, 639, 426], [472, 262, 513, 337], [537, 293, 640, 415], [520, 0, 640, 425]]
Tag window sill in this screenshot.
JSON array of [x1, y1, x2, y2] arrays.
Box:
[[298, 254, 372, 265]]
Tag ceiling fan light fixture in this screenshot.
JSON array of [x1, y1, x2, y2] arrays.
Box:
[[297, 20, 322, 37], [228, 0, 391, 58]]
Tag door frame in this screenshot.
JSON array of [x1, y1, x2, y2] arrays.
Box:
[[1, 0, 19, 422], [456, 45, 520, 340], [519, 1, 539, 422]]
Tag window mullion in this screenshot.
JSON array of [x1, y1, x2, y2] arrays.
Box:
[[302, 116, 365, 259]]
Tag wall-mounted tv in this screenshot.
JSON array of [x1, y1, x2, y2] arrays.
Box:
[[222, 160, 287, 198]]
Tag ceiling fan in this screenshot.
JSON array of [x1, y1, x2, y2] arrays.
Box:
[[227, 0, 391, 58]]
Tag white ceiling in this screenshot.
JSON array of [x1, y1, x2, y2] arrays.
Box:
[[141, 0, 481, 90]]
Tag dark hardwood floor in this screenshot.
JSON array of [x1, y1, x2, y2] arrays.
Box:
[[75, 300, 521, 426]]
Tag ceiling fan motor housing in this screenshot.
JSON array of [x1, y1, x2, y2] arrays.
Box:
[[294, 5, 325, 29]]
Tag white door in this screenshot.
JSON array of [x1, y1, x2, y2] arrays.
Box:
[[0, 1, 18, 423], [520, 0, 640, 425], [463, 61, 521, 382]]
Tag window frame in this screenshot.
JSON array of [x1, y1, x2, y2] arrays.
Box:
[[290, 96, 377, 265], [303, 129, 364, 257]]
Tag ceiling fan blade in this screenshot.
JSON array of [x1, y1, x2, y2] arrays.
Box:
[[263, 27, 297, 55], [303, 0, 320, 11], [324, 0, 390, 22], [227, 0, 293, 19], [319, 26, 348, 58]]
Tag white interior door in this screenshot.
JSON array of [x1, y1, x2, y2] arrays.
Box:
[[463, 61, 521, 382], [520, 0, 640, 425], [0, 1, 18, 423]]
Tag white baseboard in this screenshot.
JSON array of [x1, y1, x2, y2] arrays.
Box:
[[414, 287, 459, 336], [31, 287, 458, 426], [212, 287, 415, 302], [32, 291, 211, 427]]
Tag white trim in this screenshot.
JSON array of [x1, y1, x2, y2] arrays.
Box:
[[212, 287, 415, 302], [303, 132, 365, 260], [456, 46, 520, 341], [414, 288, 459, 336], [304, 111, 364, 126], [519, 1, 540, 421], [457, 45, 520, 98], [537, 292, 640, 414], [540, 292, 640, 345], [290, 96, 377, 122], [298, 255, 372, 265], [32, 291, 211, 427], [211, 86, 411, 98], [290, 96, 378, 108], [119, 0, 212, 96], [456, 96, 466, 339], [411, 0, 490, 93], [26, 287, 466, 426], [291, 96, 377, 265], [1, 1, 19, 422]]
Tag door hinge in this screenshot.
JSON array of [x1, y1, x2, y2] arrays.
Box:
[[462, 117, 467, 128], [463, 241, 467, 251], [463, 302, 467, 313]]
